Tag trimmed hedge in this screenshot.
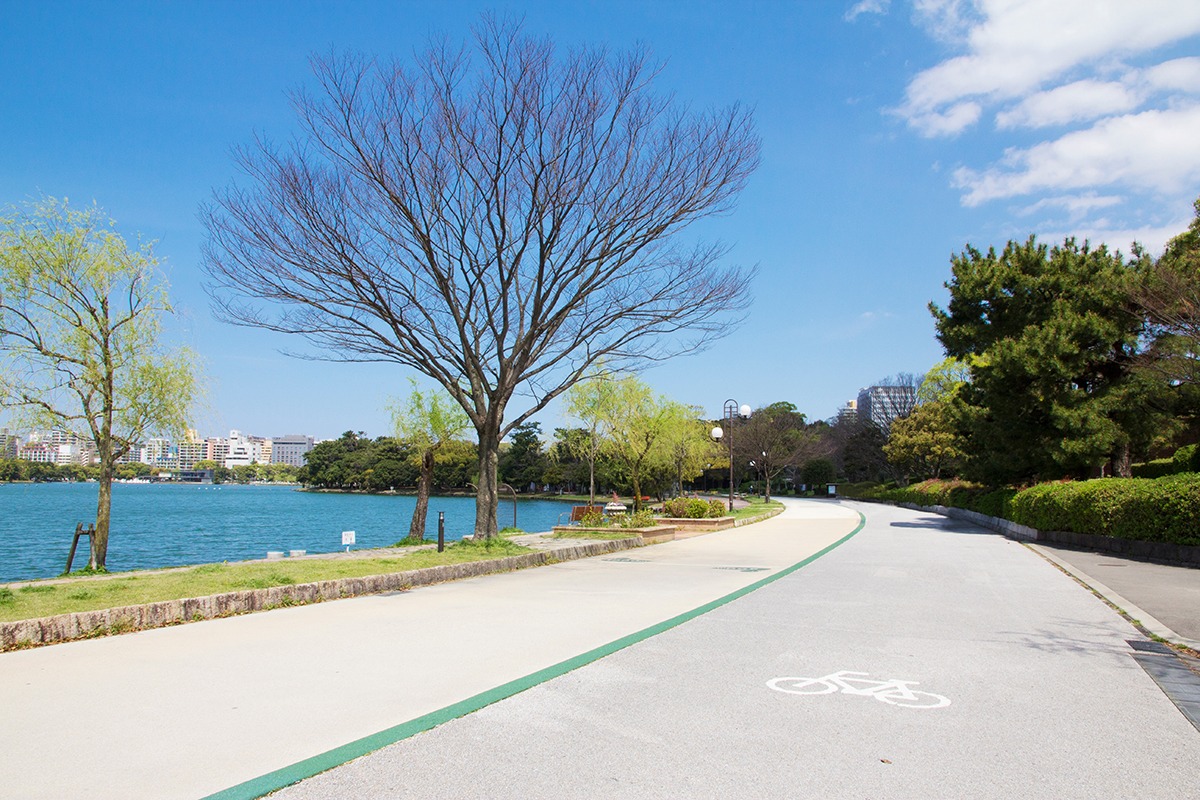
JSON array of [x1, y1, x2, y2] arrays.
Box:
[[858, 476, 1200, 547], [860, 479, 1019, 520], [1130, 444, 1199, 478], [1009, 475, 1200, 546]]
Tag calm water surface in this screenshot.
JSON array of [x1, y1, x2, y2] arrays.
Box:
[[0, 483, 574, 582]]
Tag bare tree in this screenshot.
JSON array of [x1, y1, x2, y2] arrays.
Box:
[[735, 401, 826, 501], [1136, 197, 1200, 387], [202, 17, 759, 537]]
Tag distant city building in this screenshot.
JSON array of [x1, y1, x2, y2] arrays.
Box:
[[857, 385, 917, 431], [141, 438, 178, 470], [0, 429, 19, 459], [835, 399, 858, 425], [271, 434, 314, 467], [19, 430, 94, 465], [206, 437, 231, 465], [223, 430, 265, 468]]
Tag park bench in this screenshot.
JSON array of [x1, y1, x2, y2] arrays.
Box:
[[569, 505, 603, 523]]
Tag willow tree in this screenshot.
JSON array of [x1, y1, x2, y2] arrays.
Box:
[[202, 17, 759, 538], [392, 379, 469, 542], [0, 199, 197, 569]]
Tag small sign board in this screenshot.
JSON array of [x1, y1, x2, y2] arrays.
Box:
[[342, 530, 356, 546]]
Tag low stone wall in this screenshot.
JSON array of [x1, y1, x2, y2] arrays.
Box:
[[658, 517, 736, 531], [0, 538, 640, 651]]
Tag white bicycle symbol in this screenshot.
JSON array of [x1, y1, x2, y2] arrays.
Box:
[[767, 670, 951, 709]]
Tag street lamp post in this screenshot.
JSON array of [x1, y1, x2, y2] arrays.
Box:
[[710, 399, 751, 514]]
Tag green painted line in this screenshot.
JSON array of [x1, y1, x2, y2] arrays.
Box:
[[204, 510, 867, 800]]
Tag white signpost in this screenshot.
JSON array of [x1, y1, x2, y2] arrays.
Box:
[[341, 530, 356, 552]]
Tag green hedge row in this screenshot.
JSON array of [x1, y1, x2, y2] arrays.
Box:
[[855, 479, 1019, 521], [1130, 444, 1199, 478], [1009, 475, 1200, 546], [856, 475, 1200, 547]]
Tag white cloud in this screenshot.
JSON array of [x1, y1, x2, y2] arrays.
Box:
[[952, 104, 1200, 206], [846, 0, 891, 22], [898, 0, 1200, 136], [1017, 194, 1122, 220], [1142, 57, 1200, 93], [995, 79, 1141, 129], [1041, 217, 1193, 259]]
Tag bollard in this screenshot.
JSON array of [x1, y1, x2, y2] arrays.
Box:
[[438, 511, 445, 552]]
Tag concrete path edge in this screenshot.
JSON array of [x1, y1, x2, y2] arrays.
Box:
[[202, 511, 867, 800]]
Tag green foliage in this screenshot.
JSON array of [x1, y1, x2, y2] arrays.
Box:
[[1174, 444, 1200, 472], [931, 234, 1153, 483], [0, 197, 200, 568], [298, 431, 476, 491], [866, 475, 1200, 547], [1131, 459, 1178, 478], [863, 478, 1017, 519], [578, 509, 605, 528], [883, 400, 964, 480], [802, 458, 835, 487], [0, 588, 14, 606], [499, 422, 550, 490], [661, 497, 726, 519], [1009, 476, 1200, 546], [615, 509, 658, 529]]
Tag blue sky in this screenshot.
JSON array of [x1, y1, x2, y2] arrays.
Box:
[[3, 0, 1198, 441]]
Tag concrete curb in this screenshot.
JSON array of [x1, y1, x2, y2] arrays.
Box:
[[0, 538, 641, 651]]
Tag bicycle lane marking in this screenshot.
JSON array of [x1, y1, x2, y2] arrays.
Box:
[[767, 670, 952, 709], [204, 510, 868, 800]]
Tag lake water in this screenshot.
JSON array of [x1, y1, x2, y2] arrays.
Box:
[[0, 482, 576, 583]]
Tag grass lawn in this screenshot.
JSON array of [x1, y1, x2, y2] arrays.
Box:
[[731, 498, 785, 520], [0, 538, 530, 623]]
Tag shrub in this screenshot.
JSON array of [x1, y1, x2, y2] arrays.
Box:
[[579, 510, 606, 527], [661, 497, 727, 519], [616, 509, 658, 529], [1174, 444, 1199, 473], [661, 498, 687, 518], [1009, 475, 1200, 546], [1132, 459, 1178, 478]]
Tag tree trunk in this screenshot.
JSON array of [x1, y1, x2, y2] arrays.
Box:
[[408, 449, 434, 541], [631, 473, 642, 513], [1112, 441, 1132, 478], [90, 458, 113, 570], [474, 425, 501, 539], [764, 474, 772, 503], [588, 456, 596, 507]]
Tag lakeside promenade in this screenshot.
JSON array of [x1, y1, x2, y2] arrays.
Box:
[[1, 499, 1197, 798]]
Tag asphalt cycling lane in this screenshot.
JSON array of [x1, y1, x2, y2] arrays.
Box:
[[273, 500, 1200, 800]]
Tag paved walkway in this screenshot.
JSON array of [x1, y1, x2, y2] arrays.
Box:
[[273, 500, 1200, 799], [2, 499, 1197, 799], [0, 501, 858, 800]]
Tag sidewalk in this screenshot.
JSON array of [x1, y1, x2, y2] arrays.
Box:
[[0, 501, 862, 800], [1029, 542, 1200, 650]]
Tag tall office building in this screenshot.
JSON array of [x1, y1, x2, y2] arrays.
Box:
[[271, 435, 315, 467], [856, 385, 917, 431]]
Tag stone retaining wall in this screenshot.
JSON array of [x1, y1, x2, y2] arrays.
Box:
[[0, 538, 640, 651]]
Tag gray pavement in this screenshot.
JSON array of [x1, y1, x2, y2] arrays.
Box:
[[272, 500, 1200, 799], [1030, 541, 1200, 648], [3, 499, 1198, 799], [0, 501, 858, 800]]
